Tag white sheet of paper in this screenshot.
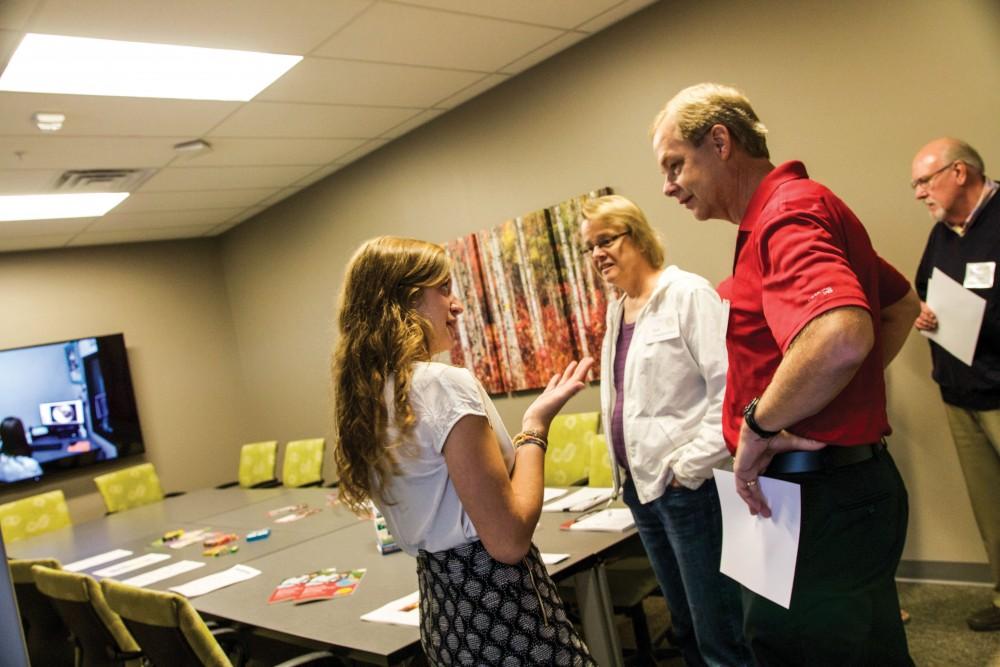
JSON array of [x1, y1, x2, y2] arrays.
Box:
[[922, 267, 986, 365], [566, 508, 635, 532], [169, 564, 261, 598], [542, 487, 613, 512], [543, 487, 568, 503], [361, 591, 421, 627], [714, 469, 801, 609], [93, 553, 171, 577], [122, 560, 206, 587], [64, 549, 133, 572], [541, 553, 569, 566]]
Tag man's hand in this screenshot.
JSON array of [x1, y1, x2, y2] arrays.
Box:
[[733, 423, 825, 517], [914, 301, 938, 332]]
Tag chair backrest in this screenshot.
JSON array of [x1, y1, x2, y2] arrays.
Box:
[[544, 412, 599, 486], [0, 489, 72, 543], [93, 463, 165, 514], [101, 579, 232, 667], [237, 441, 278, 488], [588, 433, 615, 488], [8, 558, 74, 666], [281, 438, 325, 488], [31, 565, 141, 667]]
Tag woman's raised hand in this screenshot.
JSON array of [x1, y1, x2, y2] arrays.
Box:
[[521, 357, 594, 437]]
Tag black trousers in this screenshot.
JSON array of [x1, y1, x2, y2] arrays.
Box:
[[742, 445, 914, 666]]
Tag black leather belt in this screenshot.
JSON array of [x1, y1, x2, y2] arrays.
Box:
[[767, 442, 883, 474]]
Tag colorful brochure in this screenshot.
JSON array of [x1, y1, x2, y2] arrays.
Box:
[[267, 568, 366, 604]]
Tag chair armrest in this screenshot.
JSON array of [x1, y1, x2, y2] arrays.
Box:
[[251, 479, 281, 489], [164, 491, 187, 499], [570, 477, 589, 486], [275, 651, 338, 666], [215, 481, 239, 489], [324, 480, 339, 488], [297, 480, 323, 488]]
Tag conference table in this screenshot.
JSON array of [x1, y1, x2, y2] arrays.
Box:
[[8, 486, 638, 666]]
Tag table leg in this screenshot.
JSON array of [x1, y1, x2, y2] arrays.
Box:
[[573, 562, 623, 667]]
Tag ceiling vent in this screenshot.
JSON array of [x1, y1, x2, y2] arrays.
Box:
[[53, 168, 153, 193]]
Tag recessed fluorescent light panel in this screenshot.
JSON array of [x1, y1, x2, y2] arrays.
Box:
[[0, 33, 301, 101], [0, 193, 129, 221]]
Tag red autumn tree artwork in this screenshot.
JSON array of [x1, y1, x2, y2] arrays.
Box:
[[447, 188, 614, 394]]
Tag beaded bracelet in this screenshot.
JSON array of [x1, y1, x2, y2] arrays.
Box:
[[513, 430, 548, 453]]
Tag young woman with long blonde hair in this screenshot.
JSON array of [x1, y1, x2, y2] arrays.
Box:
[[332, 236, 596, 665]]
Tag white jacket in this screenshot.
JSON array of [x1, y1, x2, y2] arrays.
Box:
[[601, 266, 731, 504]]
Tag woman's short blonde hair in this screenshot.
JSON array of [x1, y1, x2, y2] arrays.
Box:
[[581, 194, 664, 269], [652, 82, 769, 159]]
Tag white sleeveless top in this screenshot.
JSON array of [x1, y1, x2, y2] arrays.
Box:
[[375, 362, 514, 556]]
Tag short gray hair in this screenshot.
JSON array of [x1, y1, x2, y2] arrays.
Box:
[[653, 83, 769, 159], [943, 139, 985, 175]]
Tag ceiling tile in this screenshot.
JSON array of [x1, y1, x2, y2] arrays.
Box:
[[140, 165, 315, 191], [0, 93, 239, 136], [433, 73, 509, 109], [0, 234, 72, 252], [0, 168, 62, 193], [314, 2, 563, 71], [209, 102, 418, 139], [0, 136, 183, 170], [172, 137, 365, 167], [256, 188, 299, 208], [0, 1, 39, 31], [114, 188, 278, 213], [394, 0, 623, 29], [0, 216, 93, 237], [576, 0, 658, 33], [292, 163, 345, 189], [88, 208, 243, 231], [26, 0, 373, 53], [499, 31, 590, 75], [380, 108, 445, 139], [333, 138, 391, 164], [258, 57, 483, 107], [68, 224, 220, 247]]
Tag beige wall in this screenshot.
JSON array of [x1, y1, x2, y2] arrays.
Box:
[[220, 0, 1000, 566], [0, 240, 248, 521]]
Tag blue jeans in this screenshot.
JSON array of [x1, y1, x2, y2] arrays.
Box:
[[623, 476, 752, 667]]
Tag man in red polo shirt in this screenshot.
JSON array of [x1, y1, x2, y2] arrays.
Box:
[[650, 83, 920, 666]]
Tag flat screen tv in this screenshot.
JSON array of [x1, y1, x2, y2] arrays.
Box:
[[0, 333, 145, 487]]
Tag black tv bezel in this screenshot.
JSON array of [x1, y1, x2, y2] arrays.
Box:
[[0, 332, 146, 493]]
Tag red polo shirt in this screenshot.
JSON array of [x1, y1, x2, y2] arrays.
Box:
[[722, 161, 910, 453]]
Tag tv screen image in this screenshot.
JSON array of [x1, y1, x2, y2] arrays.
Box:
[[0, 333, 145, 486]]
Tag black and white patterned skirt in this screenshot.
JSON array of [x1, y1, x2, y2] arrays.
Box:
[[416, 540, 596, 666]]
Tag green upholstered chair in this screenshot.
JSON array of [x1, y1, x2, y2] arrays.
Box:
[[281, 438, 325, 488], [588, 433, 615, 488], [216, 441, 279, 489], [544, 412, 599, 486], [9, 558, 75, 666], [93, 463, 167, 514], [31, 565, 142, 667], [101, 579, 336, 667], [0, 489, 72, 543]]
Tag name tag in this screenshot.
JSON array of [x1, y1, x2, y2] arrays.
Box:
[[964, 262, 995, 289]]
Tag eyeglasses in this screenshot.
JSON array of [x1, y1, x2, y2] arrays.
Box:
[[582, 231, 629, 255], [910, 161, 957, 191]]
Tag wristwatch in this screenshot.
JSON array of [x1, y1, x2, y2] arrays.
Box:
[[743, 396, 780, 439]]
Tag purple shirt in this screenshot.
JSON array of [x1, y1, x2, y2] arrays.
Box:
[[611, 319, 636, 470]]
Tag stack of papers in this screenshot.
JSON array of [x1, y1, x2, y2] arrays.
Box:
[[361, 591, 420, 627], [542, 487, 613, 512], [170, 564, 261, 598], [564, 508, 634, 532]]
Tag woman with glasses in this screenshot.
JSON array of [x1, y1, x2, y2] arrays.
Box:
[[332, 236, 596, 666], [581, 195, 751, 666]]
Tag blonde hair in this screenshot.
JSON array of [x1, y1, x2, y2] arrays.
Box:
[[652, 83, 769, 159], [331, 236, 451, 514], [581, 194, 665, 269]]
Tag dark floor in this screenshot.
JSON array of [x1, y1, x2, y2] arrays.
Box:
[[626, 582, 1000, 666]]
